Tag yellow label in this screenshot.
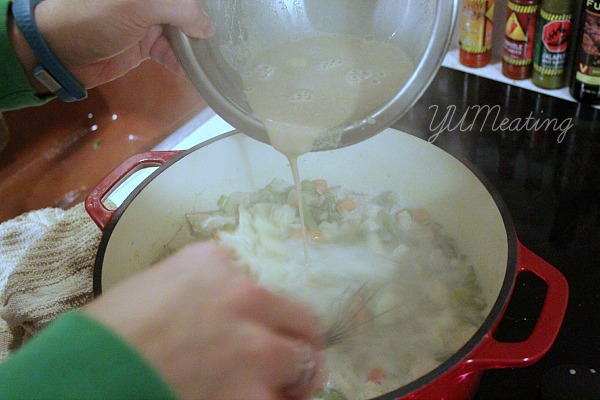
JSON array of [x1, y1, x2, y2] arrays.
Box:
[[576, 71, 600, 85], [503, 54, 533, 65], [486, 1, 496, 20], [506, 12, 527, 41], [507, 3, 539, 13], [534, 63, 563, 76], [459, 0, 494, 53], [539, 9, 572, 21]]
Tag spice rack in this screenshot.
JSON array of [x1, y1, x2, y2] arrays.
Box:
[[442, 46, 578, 103], [447, 0, 599, 108]]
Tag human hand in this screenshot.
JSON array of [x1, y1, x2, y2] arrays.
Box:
[[11, 0, 215, 90], [85, 242, 325, 400]]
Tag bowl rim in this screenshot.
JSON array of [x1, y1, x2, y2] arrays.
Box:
[[167, 0, 461, 151]]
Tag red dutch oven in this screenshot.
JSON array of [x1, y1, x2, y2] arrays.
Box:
[[86, 128, 568, 400]]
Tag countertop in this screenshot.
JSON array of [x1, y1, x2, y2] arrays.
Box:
[[0, 62, 207, 223]]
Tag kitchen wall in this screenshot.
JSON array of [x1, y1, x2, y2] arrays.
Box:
[[491, 0, 510, 60]]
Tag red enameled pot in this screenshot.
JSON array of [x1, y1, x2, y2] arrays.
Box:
[[86, 129, 568, 399]]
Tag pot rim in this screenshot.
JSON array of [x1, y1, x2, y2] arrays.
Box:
[[92, 130, 518, 399]]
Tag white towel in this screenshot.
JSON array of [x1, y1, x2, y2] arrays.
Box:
[[0, 203, 101, 360]]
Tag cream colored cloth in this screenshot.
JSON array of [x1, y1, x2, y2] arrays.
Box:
[[0, 203, 102, 360]]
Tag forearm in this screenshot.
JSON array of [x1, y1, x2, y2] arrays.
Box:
[[2, 0, 213, 111], [0, 311, 178, 400]]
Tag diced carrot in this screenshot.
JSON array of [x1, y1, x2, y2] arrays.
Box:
[[337, 199, 356, 213], [313, 179, 328, 195], [291, 229, 327, 243], [309, 230, 327, 243], [412, 209, 429, 224], [291, 229, 304, 239], [367, 367, 386, 384]]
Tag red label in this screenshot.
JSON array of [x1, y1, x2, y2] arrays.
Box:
[[542, 20, 572, 53], [503, 4, 539, 64], [579, 63, 591, 75]]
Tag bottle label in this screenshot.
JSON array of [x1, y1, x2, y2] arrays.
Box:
[[503, 2, 540, 66], [575, 3, 600, 86], [533, 9, 573, 76], [459, 0, 496, 54]]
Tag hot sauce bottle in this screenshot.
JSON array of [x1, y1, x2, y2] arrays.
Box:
[[459, 0, 496, 68], [502, 0, 541, 79], [532, 0, 575, 89], [570, 0, 600, 104]]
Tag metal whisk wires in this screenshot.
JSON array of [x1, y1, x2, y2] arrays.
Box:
[[322, 284, 394, 348]]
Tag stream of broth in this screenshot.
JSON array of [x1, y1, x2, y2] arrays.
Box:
[[242, 34, 414, 260]]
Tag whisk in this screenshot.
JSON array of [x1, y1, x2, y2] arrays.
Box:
[[321, 284, 394, 348]]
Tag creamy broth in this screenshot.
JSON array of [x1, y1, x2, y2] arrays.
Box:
[[241, 34, 415, 155]]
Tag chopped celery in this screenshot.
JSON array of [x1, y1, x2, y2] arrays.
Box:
[[320, 192, 340, 218], [265, 181, 293, 204], [373, 190, 398, 209], [296, 181, 344, 230], [186, 212, 237, 236], [314, 389, 348, 400], [217, 194, 241, 215], [301, 179, 315, 193], [314, 209, 329, 224], [301, 202, 319, 231], [450, 265, 487, 326], [377, 209, 405, 243], [434, 232, 459, 259], [217, 194, 228, 211]]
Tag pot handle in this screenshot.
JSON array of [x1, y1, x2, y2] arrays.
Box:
[[465, 241, 569, 371], [85, 151, 182, 230]]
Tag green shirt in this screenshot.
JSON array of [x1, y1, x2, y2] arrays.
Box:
[[0, 311, 178, 400], [0, 0, 54, 111]]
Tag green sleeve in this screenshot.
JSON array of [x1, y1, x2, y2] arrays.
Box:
[[0, 311, 179, 400], [0, 0, 54, 111]]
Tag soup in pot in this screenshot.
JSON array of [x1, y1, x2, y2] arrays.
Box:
[[163, 178, 487, 400]]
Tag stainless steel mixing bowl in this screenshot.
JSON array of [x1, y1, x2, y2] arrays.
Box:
[[169, 0, 459, 151]]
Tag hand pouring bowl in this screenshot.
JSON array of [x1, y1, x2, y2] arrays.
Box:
[[168, 0, 460, 150]]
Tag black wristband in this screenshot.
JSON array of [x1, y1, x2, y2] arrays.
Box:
[[12, 0, 87, 102]]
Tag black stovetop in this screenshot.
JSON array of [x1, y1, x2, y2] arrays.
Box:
[[393, 67, 600, 400]]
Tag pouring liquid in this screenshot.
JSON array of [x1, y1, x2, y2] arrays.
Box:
[[242, 34, 414, 261], [288, 154, 309, 259]]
